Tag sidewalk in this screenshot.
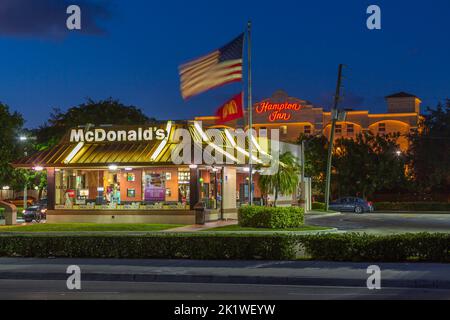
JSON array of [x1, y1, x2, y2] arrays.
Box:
[[163, 220, 238, 233], [305, 211, 342, 219], [1, 258, 450, 289]]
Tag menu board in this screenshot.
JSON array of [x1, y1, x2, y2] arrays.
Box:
[[144, 172, 165, 202]]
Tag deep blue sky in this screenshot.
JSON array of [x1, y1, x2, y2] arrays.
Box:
[[0, 0, 449, 128]]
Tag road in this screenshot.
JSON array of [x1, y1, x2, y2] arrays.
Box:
[[1, 258, 450, 300], [1, 280, 449, 300], [306, 212, 450, 234]]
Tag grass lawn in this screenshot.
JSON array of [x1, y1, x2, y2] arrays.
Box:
[[0, 223, 184, 233], [204, 225, 332, 232]]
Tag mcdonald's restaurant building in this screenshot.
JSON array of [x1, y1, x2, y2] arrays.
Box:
[[12, 122, 284, 224]]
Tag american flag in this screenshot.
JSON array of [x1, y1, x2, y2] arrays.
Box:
[[179, 33, 244, 100]]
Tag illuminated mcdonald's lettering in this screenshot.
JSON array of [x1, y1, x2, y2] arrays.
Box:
[[223, 100, 238, 118]]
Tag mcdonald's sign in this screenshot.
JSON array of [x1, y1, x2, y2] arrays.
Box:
[[215, 92, 244, 124]]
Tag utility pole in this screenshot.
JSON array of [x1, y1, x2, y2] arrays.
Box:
[[324, 64, 345, 211]]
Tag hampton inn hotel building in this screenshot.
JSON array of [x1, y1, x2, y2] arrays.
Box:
[[12, 90, 421, 224]]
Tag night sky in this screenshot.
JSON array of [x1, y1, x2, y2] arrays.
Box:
[[0, 0, 449, 128]]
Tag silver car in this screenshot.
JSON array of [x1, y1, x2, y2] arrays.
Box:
[[329, 197, 374, 214]]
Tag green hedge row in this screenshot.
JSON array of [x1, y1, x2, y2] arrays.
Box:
[[1, 233, 450, 262], [238, 206, 304, 229], [375, 202, 450, 212], [0, 234, 298, 260], [301, 233, 450, 262]]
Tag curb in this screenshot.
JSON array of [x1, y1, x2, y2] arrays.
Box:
[[374, 211, 450, 215], [198, 228, 340, 235], [1, 272, 449, 290], [306, 212, 342, 219]]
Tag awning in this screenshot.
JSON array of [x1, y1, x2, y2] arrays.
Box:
[[12, 123, 272, 169]]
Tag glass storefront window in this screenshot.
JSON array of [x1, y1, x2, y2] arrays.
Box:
[[54, 167, 192, 210]]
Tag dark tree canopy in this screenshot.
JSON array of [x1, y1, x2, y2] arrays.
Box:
[[408, 99, 450, 193], [298, 132, 409, 200], [35, 98, 155, 147], [0, 103, 24, 186]]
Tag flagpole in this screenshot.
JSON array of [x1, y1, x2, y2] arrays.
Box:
[[247, 20, 254, 206]]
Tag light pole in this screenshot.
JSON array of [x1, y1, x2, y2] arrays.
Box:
[[17, 135, 37, 210]]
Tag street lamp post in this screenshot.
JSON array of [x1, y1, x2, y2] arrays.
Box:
[[18, 135, 37, 210]]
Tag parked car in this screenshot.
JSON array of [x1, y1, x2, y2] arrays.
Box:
[[5, 196, 36, 207], [329, 197, 374, 214], [23, 204, 47, 223]]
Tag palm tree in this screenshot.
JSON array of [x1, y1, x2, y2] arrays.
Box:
[[258, 152, 301, 207]]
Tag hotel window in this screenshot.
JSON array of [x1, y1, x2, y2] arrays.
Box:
[[281, 126, 288, 135], [347, 124, 354, 134], [304, 125, 312, 134], [335, 124, 342, 134], [379, 123, 386, 133]]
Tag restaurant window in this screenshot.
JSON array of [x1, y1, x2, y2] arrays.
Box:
[[177, 169, 190, 206], [304, 125, 312, 134], [335, 124, 342, 134], [54, 168, 189, 211], [379, 123, 386, 133]]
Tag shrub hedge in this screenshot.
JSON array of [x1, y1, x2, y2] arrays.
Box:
[[0, 234, 298, 260], [375, 202, 450, 212], [1, 233, 450, 262], [238, 206, 304, 229], [301, 233, 450, 262]]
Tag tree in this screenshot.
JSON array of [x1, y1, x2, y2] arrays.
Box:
[[297, 131, 409, 200], [408, 99, 450, 193], [333, 132, 408, 199], [0, 103, 24, 188], [10, 169, 47, 200], [297, 134, 329, 199], [34, 98, 155, 148], [258, 152, 301, 207]]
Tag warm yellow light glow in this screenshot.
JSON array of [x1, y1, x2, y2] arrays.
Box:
[[151, 121, 173, 161], [64, 142, 84, 164], [194, 116, 220, 121], [224, 129, 263, 164], [195, 125, 239, 163], [194, 121, 209, 142], [369, 113, 418, 118], [224, 129, 237, 147]]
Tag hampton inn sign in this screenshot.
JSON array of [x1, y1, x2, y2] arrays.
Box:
[[256, 101, 305, 122]]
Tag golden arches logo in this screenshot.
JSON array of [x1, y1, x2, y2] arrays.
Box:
[[222, 100, 238, 118]]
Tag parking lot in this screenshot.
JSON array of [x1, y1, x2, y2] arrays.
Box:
[[306, 212, 450, 235]]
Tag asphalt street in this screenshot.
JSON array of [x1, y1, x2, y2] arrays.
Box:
[[1, 280, 449, 300], [1, 258, 450, 300], [306, 212, 450, 234]]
